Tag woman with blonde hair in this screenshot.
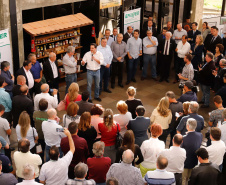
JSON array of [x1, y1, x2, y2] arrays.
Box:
[[65, 82, 82, 110], [78, 112, 97, 156], [16, 111, 38, 154], [125, 86, 143, 119], [98, 109, 120, 163], [150, 97, 172, 143], [113, 100, 132, 137], [190, 35, 204, 70]]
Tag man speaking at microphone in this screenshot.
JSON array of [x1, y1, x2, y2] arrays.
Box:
[[82, 43, 104, 102]]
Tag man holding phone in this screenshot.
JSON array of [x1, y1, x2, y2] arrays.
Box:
[[42, 108, 66, 162]]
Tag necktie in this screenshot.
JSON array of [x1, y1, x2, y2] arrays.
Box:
[[164, 41, 168, 55], [114, 36, 116, 41], [211, 36, 215, 43]]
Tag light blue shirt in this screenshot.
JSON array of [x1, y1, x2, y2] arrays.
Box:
[[99, 37, 114, 47], [126, 37, 142, 59], [143, 36, 158, 55], [0, 88, 12, 112], [97, 45, 113, 66], [172, 29, 187, 44]]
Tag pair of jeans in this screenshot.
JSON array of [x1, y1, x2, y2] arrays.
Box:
[[142, 54, 157, 78], [200, 84, 211, 106], [45, 145, 63, 162], [111, 61, 123, 85], [175, 56, 185, 80], [87, 69, 100, 99], [174, 173, 182, 185], [65, 73, 77, 94], [158, 129, 169, 143], [100, 65, 110, 91], [127, 58, 139, 82]]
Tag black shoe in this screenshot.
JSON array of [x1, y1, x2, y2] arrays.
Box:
[[111, 84, 115, 89], [165, 79, 169, 83], [132, 78, 136, 82], [141, 77, 145, 81], [201, 104, 209, 108], [88, 99, 93, 103], [159, 79, 163, 82], [152, 77, 158, 81], [104, 89, 112, 93], [126, 81, 130, 85], [94, 97, 102, 102], [118, 83, 124, 88], [198, 101, 204, 104]]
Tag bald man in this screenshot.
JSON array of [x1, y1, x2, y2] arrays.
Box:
[[43, 52, 59, 91], [42, 108, 65, 162], [12, 85, 34, 128], [12, 75, 31, 99], [34, 83, 58, 111]]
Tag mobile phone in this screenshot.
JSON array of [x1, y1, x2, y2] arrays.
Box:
[[49, 88, 53, 93], [56, 128, 64, 132]]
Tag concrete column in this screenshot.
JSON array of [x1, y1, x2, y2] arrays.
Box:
[[190, 0, 204, 29]]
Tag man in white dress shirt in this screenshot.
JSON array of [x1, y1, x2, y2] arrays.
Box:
[[42, 108, 66, 162], [17, 164, 42, 185], [158, 134, 186, 185], [34, 83, 58, 111], [97, 38, 113, 94], [82, 43, 104, 102], [63, 46, 77, 94], [174, 35, 191, 83]]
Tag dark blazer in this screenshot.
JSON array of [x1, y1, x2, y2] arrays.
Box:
[[216, 84, 226, 108], [187, 30, 201, 44], [110, 34, 117, 41], [204, 34, 223, 54], [181, 131, 202, 169], [159, 38, 176, 57], [12, 85, 31, 99], [123, 32, 133, 43], [143, 21, 156, 29], [214, 68, 226, 92], [198, 60, 215, 86], [127, 117, 150, 146], [43, 59, 59, 83], [12, 94, 34, 128], [188, 163, 220, 185], [157, 34, 165, 51], [15, 67, 28, 86], [76, 100, 94, 116], [191, 44, 204, 70]]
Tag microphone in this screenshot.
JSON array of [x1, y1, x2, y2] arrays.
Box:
[[91, 53, 93, 61]]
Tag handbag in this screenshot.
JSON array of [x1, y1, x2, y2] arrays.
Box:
[[115, 123, 123, 149], [57, 95, 67, 111], [32, 127, 43, 154]]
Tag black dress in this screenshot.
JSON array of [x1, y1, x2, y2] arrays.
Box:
[[125, 99, 143, 119], [115, 145, 144, 166], [78, 126, 97, 157]]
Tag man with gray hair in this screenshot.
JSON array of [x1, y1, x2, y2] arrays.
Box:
[[172, 24, 187, 45], [63, 46, 77, 93], [106, 149, 144, 185], [17, 164, 42, 184], [33, 83, 58, 111], [177, 101, 204, 135], [66, 162, 96, 185], [159, 31, 176, 83], [181, 118, 202, 185], [87, 141, 111, 184]]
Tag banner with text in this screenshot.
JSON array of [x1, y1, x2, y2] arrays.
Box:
[[124, 8, 141, 34], [0, 29, 13, 74], [100, 0, 122, 9]]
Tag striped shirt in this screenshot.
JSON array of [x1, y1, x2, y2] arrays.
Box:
[[180, 63, 194, 83], [66, 179, 96, 185], [145, 169, 175, 185]]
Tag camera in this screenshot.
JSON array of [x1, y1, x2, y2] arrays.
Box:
[[179, 83, 184, 89]]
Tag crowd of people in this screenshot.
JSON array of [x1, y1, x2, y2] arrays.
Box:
[[0, 16, 226, 185]]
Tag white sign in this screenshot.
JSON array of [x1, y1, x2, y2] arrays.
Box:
[[0, 29, 13, 74], [124, 8, 141, 34]]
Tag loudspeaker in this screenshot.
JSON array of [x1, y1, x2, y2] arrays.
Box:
[[161, 0, 169, 17]]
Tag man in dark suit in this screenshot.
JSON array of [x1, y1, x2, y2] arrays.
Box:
[[143, 16, 156, 30], [110, 28, 118, 42], [12, 75, 31, 99], [166, 21, 174, 34], [187, 22, 201, 45], [76, 91, 94, 116], [142, 20, 157, 38], [216, 73, 226, 108], [158, 31, 176, 82], [12, 85, 34, 128], [15, 60, 34, 99], [123, 26, 133, 44], [127, 106, 150, 146], [212, 59, 226, 92], [204, 26, 222, 54], [157, 27, 167, 75], [198, 52, 215, 108], [181, 118, 202, 185]]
